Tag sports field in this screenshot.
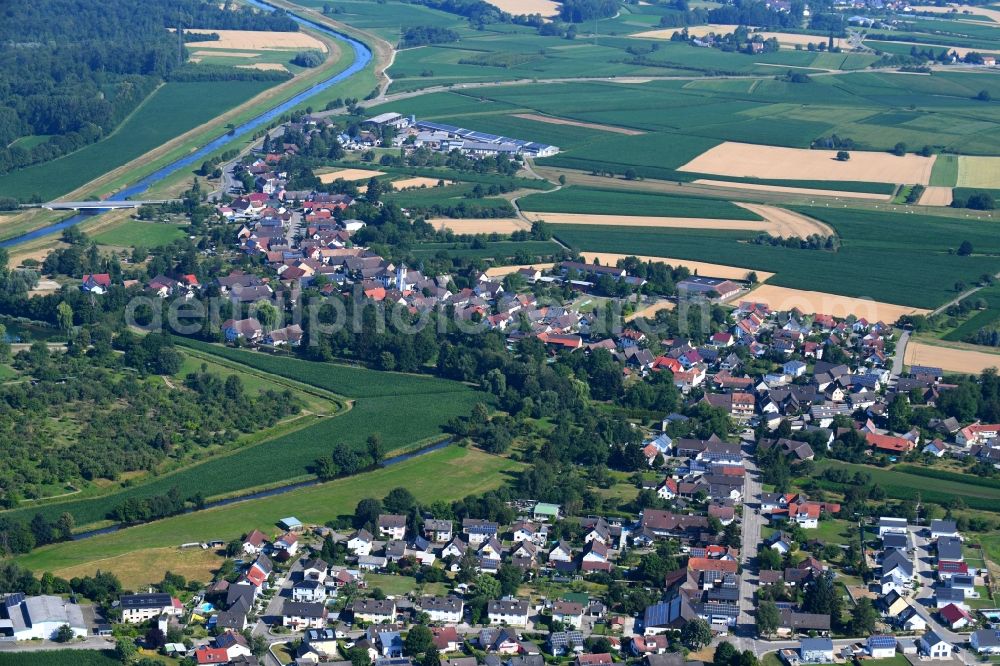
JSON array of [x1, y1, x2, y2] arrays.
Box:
[[16, 446, 521, 586], [679, 142, 936, 184]]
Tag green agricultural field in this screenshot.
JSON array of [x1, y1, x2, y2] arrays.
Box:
[[958, 155, 1000, 188], [15, 445, 522, 579], [407, 239, 565, 261], [91, 220, 188, 247], [295, 0, 467, 40], [3, 341, 483, 527], [0, 81, 274, 202], [0, 652, 121, 666], [931, 154, 960, 187], [518, 186, 763, 219], [552, 205, 1000, 308], [812, 460, 1000, 512], [383, 183, 515, 217]]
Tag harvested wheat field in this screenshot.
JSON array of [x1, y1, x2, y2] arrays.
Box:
[[958, 156, 1000, 188], [526, 206, 833, 236], [912, 4, 1000, 23], [317, 168, 384, 183], [484, 263, 555, 277], [525, 212, 764, 230], [918, 186, 953, 206], [484, 0, 560, 15], [693, 179, 892, 201], [513, 113, 644, 135], [633, 25, 845, 47], [581, 252, 774, 282], [746, 285, 929, 320], [392, 177, 455, 190], [680, 141, 936, 185], [628, 299, 676, 321], [905, 340, 1000, 374], [238, 63, 289, 72], [431, 218, 527, 234], [185, 29, 328, 51], [734, 203, 835, 236]]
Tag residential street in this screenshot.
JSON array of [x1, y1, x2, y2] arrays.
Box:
[[739, 441, 764, 629]]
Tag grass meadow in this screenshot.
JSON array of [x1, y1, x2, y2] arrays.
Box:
[[16, 446, 522, 582], [91, 220, 188, 248]]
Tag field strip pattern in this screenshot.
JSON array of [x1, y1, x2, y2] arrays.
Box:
[[580, 252, 773, 281], [430, 218, 528, 234], [525, 205, 834, 237], [512, 113, 645, 136], [692, 179, 892, 201]]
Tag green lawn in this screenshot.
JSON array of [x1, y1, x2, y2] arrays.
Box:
[[366, 573, 449, 596], [15, 446, 522, 577], [0, 81, 275, 202], [91, 220, 188, 248], [810, 518, 856, 546]]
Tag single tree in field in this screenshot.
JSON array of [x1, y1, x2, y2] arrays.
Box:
[[836, 150, 850, 161], [958, 240, 974, 256]]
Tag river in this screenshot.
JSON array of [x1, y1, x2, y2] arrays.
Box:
[[1, 0, 373, 248]]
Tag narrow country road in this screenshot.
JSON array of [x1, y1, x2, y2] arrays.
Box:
[[892, 329, 910, 378]]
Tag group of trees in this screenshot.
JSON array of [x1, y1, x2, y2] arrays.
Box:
[[0, 334, 299, 522], [401, 26, 462, 47], [952, 190, 996, 210], [749, 232, 839, 251], [0, 0, 299, 178]]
